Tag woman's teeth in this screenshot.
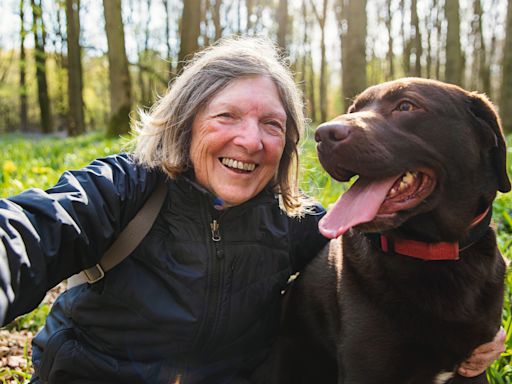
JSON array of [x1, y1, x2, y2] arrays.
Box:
[[221, 158, 256, 171]]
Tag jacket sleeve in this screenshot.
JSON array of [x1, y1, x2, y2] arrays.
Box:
[[0, 153, 162, 325], [289, 204, 329, 273]]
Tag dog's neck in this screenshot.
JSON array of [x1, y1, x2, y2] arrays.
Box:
[[366, 207, 492, 261]]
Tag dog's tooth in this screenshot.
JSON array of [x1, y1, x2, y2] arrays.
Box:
[[237, 161, 244, 170], [228, 159, 234, 168], [402, 172, 414, 185]]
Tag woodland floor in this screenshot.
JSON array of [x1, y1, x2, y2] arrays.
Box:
[[0, 284, 65, 383]]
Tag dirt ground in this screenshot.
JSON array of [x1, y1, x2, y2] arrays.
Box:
[[0, 283, 65, 383]]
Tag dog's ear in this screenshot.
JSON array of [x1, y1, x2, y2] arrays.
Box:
[[468, 92, 511, 192]]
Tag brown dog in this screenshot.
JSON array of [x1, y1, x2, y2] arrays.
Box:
[[259, 78, 510, 384]]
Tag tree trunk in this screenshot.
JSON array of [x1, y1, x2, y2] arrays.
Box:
[[212, 0, 222, 41], [425, 0, 435, 78], [31, 0, 52, 133], [137, 0, 152, 105], [434, 0, 442, 79], [385, 0, 394, 80], [103, 0, 132, 136], [277, 0, 288, 51], [311, 0, 328, 122], [342, 0, 367, 102], [247, 0, 254, 34], [65, 0, 85, 136], [411, 0, 422, 76], [401, 0, 411, 76], [301, 0, 316, 121], [19, 0, 28, 132], [177, 0, 201, 74], [500, 0, 512, 133], [445, 0, 463, 85], [162, 0, 174, 80], [473, 0, 491, 95], [307, 54, 317, 122]]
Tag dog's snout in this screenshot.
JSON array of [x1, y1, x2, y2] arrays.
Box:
[[315, 122, 351, 144]]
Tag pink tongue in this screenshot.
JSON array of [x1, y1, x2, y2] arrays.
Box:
[[319, 175, 399, 239]]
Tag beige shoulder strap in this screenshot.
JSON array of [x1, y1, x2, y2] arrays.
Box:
[[67, 181, 167, 289]]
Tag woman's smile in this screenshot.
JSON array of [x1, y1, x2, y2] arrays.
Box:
[[189, 76, 287, 207]]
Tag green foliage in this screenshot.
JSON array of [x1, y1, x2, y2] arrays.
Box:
[[5, 304, 50, 333], [299, 126, 348, 207], [0, 132, 125, 196], [0, 132, 511, 382]]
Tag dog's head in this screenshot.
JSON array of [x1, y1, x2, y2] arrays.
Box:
[[316, 77, 510, 241]]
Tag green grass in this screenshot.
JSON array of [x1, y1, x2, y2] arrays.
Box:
[[0, 132, 125, 196], [0, 130, 511, 382]]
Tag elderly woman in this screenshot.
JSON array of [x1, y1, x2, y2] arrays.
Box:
[[0, 37, 504, 384]]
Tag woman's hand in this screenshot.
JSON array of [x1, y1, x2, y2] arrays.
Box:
[[457, 327, 507, 377]]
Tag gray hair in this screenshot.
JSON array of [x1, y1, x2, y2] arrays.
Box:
[[131, 36, 309, 216]]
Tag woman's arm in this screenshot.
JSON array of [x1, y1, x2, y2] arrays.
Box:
[[0, 153, 160, 325]]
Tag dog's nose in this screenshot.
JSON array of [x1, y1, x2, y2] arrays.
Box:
[[315, 122, 351, 143]]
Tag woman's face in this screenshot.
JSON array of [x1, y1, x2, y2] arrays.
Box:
[[190, 76, 287, 208]]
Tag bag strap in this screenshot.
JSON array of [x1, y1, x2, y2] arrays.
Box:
[[67, 181, 167, 289]]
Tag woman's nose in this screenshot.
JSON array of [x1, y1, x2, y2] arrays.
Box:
[[233, 120, 264, 153]]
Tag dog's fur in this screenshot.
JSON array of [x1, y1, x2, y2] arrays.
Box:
[[255, 78, 510, 384]]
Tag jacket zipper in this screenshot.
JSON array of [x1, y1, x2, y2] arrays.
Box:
[[197, 216, 225, 353]]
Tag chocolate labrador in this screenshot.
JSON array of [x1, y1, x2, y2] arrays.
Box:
[[256, 78, 510, 384]]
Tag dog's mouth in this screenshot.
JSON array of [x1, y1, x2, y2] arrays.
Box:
[[319, 169, 436, 239]]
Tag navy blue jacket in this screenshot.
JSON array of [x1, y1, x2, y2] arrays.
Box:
[[0, 154, 327, 383]]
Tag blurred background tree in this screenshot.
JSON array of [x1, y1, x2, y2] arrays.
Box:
[[0, 0, 512, 135]]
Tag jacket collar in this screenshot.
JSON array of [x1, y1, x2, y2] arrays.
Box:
[[178, 173, 277, 211], [366, 207, 492, 261]]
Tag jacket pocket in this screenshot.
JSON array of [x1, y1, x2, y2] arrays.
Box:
[[38, 328, 76, 381]]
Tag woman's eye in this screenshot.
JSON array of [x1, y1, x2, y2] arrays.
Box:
[[216, 112, 233, 118], [395, 101, 416, 112], [265, 120, 285, 132]]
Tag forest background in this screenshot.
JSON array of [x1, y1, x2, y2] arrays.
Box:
[[0, 0, 511, 382]]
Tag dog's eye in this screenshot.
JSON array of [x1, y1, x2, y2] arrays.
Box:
[[395, 101, 417, 112]]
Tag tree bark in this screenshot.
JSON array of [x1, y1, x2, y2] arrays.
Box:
[[177, 0, 201, 74], [103, 0, 132, 136], [434, 0, 442, 79], [162, 0, 174, 80], [311, 0, 328, 122], [385, 0, 394, 80], [411, 0, 422, 76], [401, 0, 412, 76], [212, 0, 223, 41], [425, 0, 435, 78], [247, 0, 254, 34], [341, 0, 367, 102], [301, 0, 316, 121], [277, 0, 288, 51], [500, 0, 512, 133], [65, 0, 85, 136], [19, 0, 28, 132], [472, 0, 491, 95], [445, 0, 463, 85], [31, 0, 53, 133]]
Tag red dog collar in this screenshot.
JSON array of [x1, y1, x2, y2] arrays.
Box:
[[377, 207, 491, 261]]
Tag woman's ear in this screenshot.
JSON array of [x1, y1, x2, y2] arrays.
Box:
[[468, 92, 511, 193]]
